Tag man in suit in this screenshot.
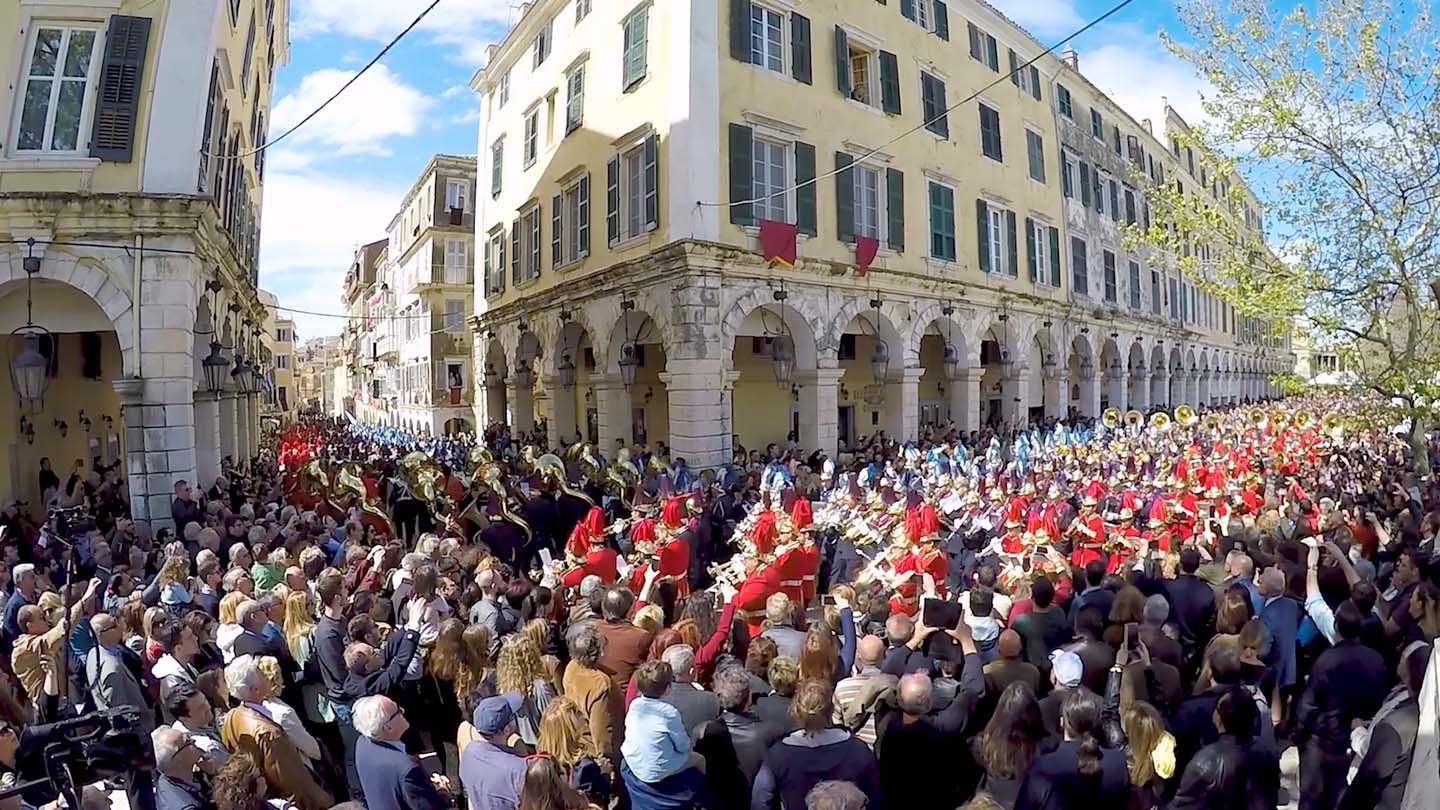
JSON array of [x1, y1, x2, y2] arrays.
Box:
[[353, 694, 451, 810], [219, 654, 333, 810], [658, 643, 720, 734], [86, 612, 153, 734]]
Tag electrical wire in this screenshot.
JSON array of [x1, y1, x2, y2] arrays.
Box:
[[210, 0, 446, 161], [698, 0, 1138, 211]]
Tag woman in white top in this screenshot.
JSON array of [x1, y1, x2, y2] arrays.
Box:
[[253, 655, 322, 761]]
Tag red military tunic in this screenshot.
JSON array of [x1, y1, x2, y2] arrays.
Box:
[[1108, 525, 1143, 574], [774, 542, 817, 605], [561, 547, 619, 588], [652, 534, 691, 597], [732, 562, 782, 636], [1069, 513, 1105, 567]]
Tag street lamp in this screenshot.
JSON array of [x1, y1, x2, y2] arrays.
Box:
[[867, 299, 890, 382], [232, 355, 252, 393], [941, 304, 960, 380], [618, 342, 639, 388], [202, 341, 229, 393], [770, 335, 795, 385], [9, 238, 52, 410]]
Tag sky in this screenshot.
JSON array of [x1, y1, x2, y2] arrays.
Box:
[[256, 0, 1214, 341]]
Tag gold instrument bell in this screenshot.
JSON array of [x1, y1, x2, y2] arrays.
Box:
[[1271, 408, 1287, 428], [1150, 411, 1171, 430], [1174, 404, 1198, 427], [1293, 410, 1314, 430], [1102, 407, 1121, 429], [1249, 407, 1267, 428], [1124, 409, 1145, 427], [1203, 413, 1221, 431], [1321, 413, 1342, 435]]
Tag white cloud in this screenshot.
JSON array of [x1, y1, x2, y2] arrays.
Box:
[[258, 169, 406, 338], [1078, 30, 1211, 134], [985, 0, 1086, 39], [292, 0, 512, 63], [269, 64, 434, 157]]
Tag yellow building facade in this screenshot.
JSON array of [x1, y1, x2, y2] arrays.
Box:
[[0, 0, 288, 524], [470, 0, 1292, 467]]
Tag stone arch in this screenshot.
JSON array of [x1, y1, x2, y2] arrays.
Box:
[[0, 247, 137, 376], [832, 297, 905, 367], [906, 301, 971, 368], [720, 288, 821, 372]]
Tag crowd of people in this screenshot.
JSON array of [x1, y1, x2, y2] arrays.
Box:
[[0, 392, 1436, 810]]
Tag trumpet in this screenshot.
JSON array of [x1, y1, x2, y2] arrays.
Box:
[[1102, 407, 1122, 429], [1174, 404, 1198, 427]]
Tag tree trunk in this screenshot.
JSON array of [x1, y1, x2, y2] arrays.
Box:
[[1408, 414, 1432, 477]]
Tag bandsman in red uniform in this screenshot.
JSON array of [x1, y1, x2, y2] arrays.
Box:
[[1067, 484, 1106, 568], [732, 511, 782, 636], [652, 496, 693, 597], [1108, 507, 1143, 574], [560, 506, 617, 588], [774, 499, 818, 605]]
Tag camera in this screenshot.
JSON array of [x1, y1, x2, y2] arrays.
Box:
[[6, 707, 153, 807]]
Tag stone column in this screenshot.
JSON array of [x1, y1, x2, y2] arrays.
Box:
[[545, 376, 577, 450], [114, 376, 197, 530], [950, 367, 983, 433], [1107, 368, 1128, 413], [881, 367, 922, 440], [591, 373, 631, 456], [193, 391, 221, 488], [1077, 371, 1101, 419], [507, 374, 536, 435], [1043, 369, 1067, 421], [796, 367, 843, 459], [1130, 367, 1150, 412], [250, 393, 262, 455], [218, 392, 238, 466], [235, 395, 251, 464], [662, 364, 736, 470], [1151, 368, 1169, 410]]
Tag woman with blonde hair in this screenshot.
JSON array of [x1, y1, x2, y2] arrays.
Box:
[[537, 697, 608, 806], [521, 618, 563, 690], [253, 655, 323, 761], [217, 591, 248, 662], [632, 604, 665, 635], [1120, 701, 1174, 810], [498, 635, 556, 748]]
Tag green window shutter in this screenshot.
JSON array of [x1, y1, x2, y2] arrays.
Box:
[[578, 174, 590, 255], [833, 26, 850, 97], [986, 36, 999, 72], [1025, 217, 1037, 281], [975, 199, 990, 273], [900, 0, 917, 21], [511, 220, 522, 284], [643, 132, 659, 231], [1079, 161, 1092, 207], [968, 22, 981, 61], [1008, 49, 1020, 87], [795, 141, 817, 236], [1029, 66, 1041, 101], [1110, 181, 1120, 222], [1049, 227, 1061, 286], [879, 51, 901, 114], [791, 14, 812, 84], [934, 1, 949, 40], [728, 123, 755, 225], [1005, 210, 1018, 278], [483, 235, 493, 293], [491, 143, 503, 197], [606, 156, 620, 244], [923, 75, 948, 138], [835, 152, 855, 243], [551, 193, 562, 266], [886, 167, 904, 252], [90, 15, 152, 162], [730, 0, 752, 62]]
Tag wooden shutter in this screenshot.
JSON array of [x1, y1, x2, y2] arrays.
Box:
[[1079, 161, 1092, 207], [1005, 211, 1018, 277], [833, 26, 850, 97], [1048, 228, 1061, 286], [968, 22, 981, 60], [496, 234, 505, 291], [1025, 217, 1037, 281], [900, 0, 917, 21], [886, 168, 904, 252], [728, 123, 755, 225], [551, 194, 563, 266], [1009, 49, 1020, 87], [835, 152, 855, 243], [1029, 66, 1041, 100], [643, 132, 659, 231], [578, 174, 590, 256], [934, 1, 949, 40], [530, 207, 542, 278], [511, 220, 522, 283], [483, 235, 493, 294], [879, 51, 901, 114], [90, 15, 152, 162], [975, 199, 990, 273], [730, 0, 752, 62], [606, 156, 620, 244], [791, 14, 812, 84], [924, 75, 948, 138], [795, 141, 817, 236]]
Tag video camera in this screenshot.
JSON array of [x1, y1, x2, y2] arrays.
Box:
[[5, 707, 154, 807]]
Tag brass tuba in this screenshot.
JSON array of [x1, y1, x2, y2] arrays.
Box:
[[477, 461, 532, 541], [1124, 409, 1145, 428], [1270, 408, 1287, 429], [1249, 407, 1267, 428], [1174, 404, 1198, 427], [1293, 410, 1314, 430], [1320, 413, 1342, 436], [1102, 408, 1121, 429], [537, 452, 595, 507], [336, 460, 396, 536], [1150, 411, 1172, 431], [1202, 413, 1221, 431], [518, 445, 541, 477]]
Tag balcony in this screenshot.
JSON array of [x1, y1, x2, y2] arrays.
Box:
[[408, 262, 474, 292]]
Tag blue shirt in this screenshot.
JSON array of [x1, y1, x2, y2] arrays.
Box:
[[460, 738, 525, 810], [621, 695, 691, 783]]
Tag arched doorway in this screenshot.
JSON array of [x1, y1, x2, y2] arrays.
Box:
[[838, 307, 905, 440], [1168, 347, 1185, 407], [729, 301, 816, 458], [1150, 344, 1168, 410], [1198, 351, 1212, 406], [1128, 341, 1149, 411], [916, 313, 969, 431], [546, 319, 594, 448], [1100, 336, 1123, 412], [1067, 334, 1097, 420], [1184, 349, 1199, 405], [602, 308, 668, 453], [480, 338, 509, 430], [443, 417, 472, 436], [979, 322, 1015, 427], [1030, 329, 1061, 423]]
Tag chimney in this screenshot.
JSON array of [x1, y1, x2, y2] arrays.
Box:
[[1061, 46, 1079, 72], [1141, 119, 1153, 135]]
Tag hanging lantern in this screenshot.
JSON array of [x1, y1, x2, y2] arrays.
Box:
[[9, 331, 50, 409], [941, 341, 960, 380], [232, 355, 252, 393], [870, 339, 891, 382], [618, 342, 640, 388], [557, 351, 576, 389], [1078, 356, 1095, 380], [202, 341, 230, 393], [483, 361, 500, 387], [770, 335, 795, 385]]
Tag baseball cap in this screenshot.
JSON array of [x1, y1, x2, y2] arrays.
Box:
[[1049, 649, 1083, 689], [472, 692, 522, 736]]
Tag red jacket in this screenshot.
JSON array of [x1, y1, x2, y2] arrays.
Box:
[[561, 547, 619, 589], [732, 563, 782, 636]]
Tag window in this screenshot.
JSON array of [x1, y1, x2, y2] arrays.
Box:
[[848, 44, 877, 106], [1128, 261, 1141, 309], [14, 25, 101, 153], [978, 103, 1002, 161], [750, 4, 785, 73], [490, 140, 503, 195], [1151, 270, 1161, 315], [1108, 179, 1120, 222], [576, 0, 592, 22], [533, 18, 552, 68], [1007, 50, 1041, 101], [1025, 130, 1045, 183], [1071, 237, 1089, 295], [623, 6, 649, 89], [1112, 125, 1122, 156], [1094, 172, 1107, 216], [753, 139, 790, 222], [1169, 277, 1180, 320], [1185, 146, 1195, 175], [1123, 187, 1136, 225], [978, 202, 1015, 277], [1030, 219, 1058, 286], [485, 229, 506, 293], [517, 203, 542, 281], [967, 22, 999, 72], [853, 164, 882, 240], [1057, 84, 1073, 118], [928, 182, 956, 261], [555, 175, 590, 265], [565, 66, 585, 132], [446, 179, 468, 212], [1061, 151, 1075, 198], [241, 13, 256, 82], [498, 69, 510, 107], [443, 300, 464, 332], [1090, 108, 1103, 140], [523, 110, 538, 167], [1103, 250, 1117, 303], [613, 138, 656, 242], [444, 238, 467, 284], [920, 72, 948, 137], [276, 354, 290, 370]]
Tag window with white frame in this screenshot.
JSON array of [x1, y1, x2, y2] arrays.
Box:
[[987, 204, 1012, 276], [490, 139, 503, 195], [622, 6, 649, 90], [565, 65, 584, 132], [446, 179, 468, 212], [276, 354, 290, 370], [523, 110, 538, 167], [1061, 150, 1076, 198], [533, 18, 552, 68], [444, 238, 467, 284], [576, 0, 592, 22], [486, 228, 506, 292], [1025, 129, 1045, 183], [620, 141, 647, 240], [557, 176, 590, 265], [853, 164, 883, 241], [443, 299, 464, 332], [752, 138, 790, 222], [848, 42, 878, 106], [14, 24, 101, 153], [928, 181, 956, 262], [1031, 219, 1055, 285], [750, 4, 785, 74], [498, 69, 510, 107], [520, 203, 541, 280]]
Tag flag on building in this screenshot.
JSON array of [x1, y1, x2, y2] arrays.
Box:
[[758, 219, 797, 267], [854, 236, 879, 276]]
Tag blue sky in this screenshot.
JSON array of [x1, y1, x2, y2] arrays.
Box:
[[256, 0, 1208, 341]]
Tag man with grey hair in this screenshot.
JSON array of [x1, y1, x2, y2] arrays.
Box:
[[153, 726, 213, 810], [1139, 593, 1184, 670], [1224, 549, 1263, 615], [659, 644, 720, 734], [470, 567, 518, 656], [760, 592, 804, 660], [806, 780, 868, 810], [219, 655, 333, 810], [352, 695, 450, 810], [697, 664, 785, 791], [563, 575, 605, 650]]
